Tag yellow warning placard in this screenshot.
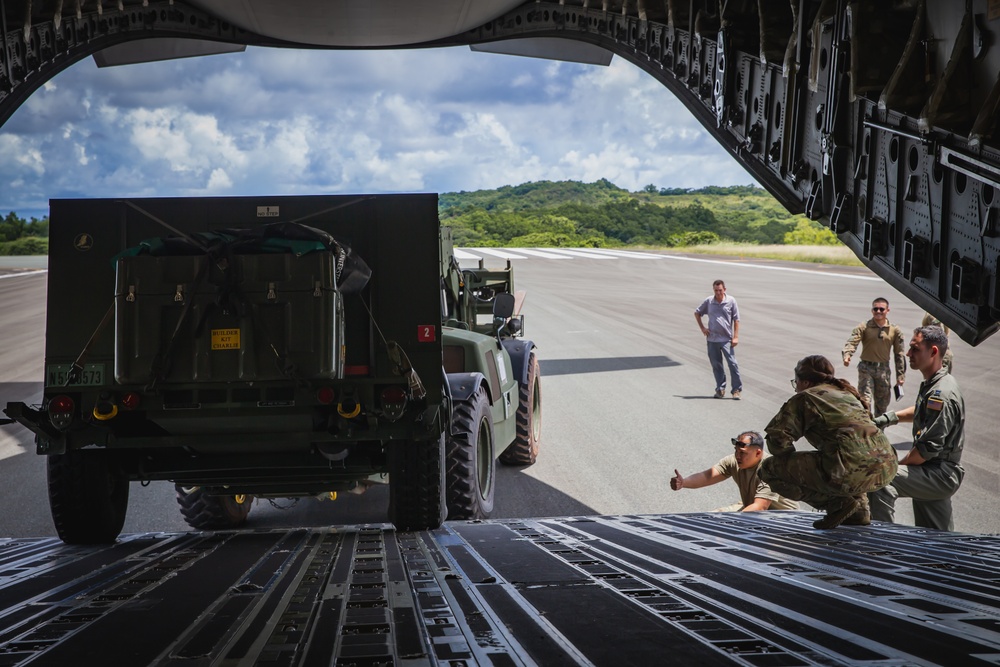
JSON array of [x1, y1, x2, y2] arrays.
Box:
[[212, 328, 241, 350]]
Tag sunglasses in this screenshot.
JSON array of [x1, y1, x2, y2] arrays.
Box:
[[731, 438, 757, 448], [872, 307, 886, 312]]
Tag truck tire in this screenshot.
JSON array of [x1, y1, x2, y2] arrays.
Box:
[[48, 449, 129, 545], [175, 486, 253, 530], [388, 434, 447, 531], [446, 385, 495, 520], [500, 351, 541, 466]]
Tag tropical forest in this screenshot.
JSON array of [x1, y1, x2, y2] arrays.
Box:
[[1, 179, 841, 256]]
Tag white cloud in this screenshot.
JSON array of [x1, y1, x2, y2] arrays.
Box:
[[206, 168, 232, 191], [74, 142, 89, 166], [0, 135, 45, 176], [0, 46, 755, 219]]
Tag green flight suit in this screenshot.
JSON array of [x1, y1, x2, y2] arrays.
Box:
[[759, 384, 898, 512], [869, 368, 965, 531]]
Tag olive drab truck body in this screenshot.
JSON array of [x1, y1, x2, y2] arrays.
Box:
[[4, 194, 540, 543]]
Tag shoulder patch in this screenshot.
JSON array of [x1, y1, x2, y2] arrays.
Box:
[[927, 397, 944, 411]]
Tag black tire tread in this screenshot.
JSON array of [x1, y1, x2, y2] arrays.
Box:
[[446, 386, 494, 520], [500, 352, 541, 466], [48, 449, 129, 545], [175, 486, 253, 530], [388, 435, 446, 531]]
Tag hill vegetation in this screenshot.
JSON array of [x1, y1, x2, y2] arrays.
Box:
[[3, 179, 839, 255], [0, 212, 48, 255], [440, 180, 838, 248]]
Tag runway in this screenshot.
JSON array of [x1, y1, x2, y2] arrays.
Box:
[[0, 250, 997, 536]]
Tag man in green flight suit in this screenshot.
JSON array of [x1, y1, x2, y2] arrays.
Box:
[[869, 326, 965, 531]]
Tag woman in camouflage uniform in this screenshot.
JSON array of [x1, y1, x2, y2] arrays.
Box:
[[759, 355, 898, 529]]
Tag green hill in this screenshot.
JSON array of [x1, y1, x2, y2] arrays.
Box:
[[439, 180, 836, 248], [1, 181, 836, 254], [439, 178, 633, 214]]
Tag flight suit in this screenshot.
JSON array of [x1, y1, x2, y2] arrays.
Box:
[[869, 368, 965, 531]]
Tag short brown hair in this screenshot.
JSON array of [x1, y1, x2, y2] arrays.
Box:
[[914, 325, 949, 357]]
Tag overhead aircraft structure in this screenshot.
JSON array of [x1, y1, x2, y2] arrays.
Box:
[[1, 1, 999, 344]]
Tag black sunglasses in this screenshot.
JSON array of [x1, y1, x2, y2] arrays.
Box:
[[731, 438, 756, 448], [872, 307, 886, 312]]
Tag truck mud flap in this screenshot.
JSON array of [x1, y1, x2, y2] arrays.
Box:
[[446, 371, 486, 404], [2, 513, 1000, 664], [502, 338, 536, 387]]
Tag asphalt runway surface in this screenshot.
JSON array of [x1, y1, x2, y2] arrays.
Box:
[[0, 249, 997, 537]]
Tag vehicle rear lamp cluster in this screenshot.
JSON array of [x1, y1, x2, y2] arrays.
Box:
[[380, 386, 408, 422], [47, 395, 75, 430], [316, 386, 336, 405], [47, 391, 143, 429]]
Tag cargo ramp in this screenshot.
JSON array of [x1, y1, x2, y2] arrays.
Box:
[[1, 512, 999, 666]]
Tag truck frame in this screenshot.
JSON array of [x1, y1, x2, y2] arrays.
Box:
[[3, 194, 541, 543]]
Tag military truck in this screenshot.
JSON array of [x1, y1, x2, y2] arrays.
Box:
[[4, 194, 541, 544]]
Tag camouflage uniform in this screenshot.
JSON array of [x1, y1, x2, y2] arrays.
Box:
[[842, 319, 906, 416], [759, 384, 898, 513], [869, 368, 965, 530]]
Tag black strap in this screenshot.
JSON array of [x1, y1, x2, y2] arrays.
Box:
[[146, 255, 211, 391], [66, 303, 115, 386]]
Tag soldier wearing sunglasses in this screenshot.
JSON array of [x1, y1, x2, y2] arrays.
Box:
[[669, 431, 797, 512], [842, 297, 906, 417]]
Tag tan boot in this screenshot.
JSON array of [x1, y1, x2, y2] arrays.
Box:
[[841, 495, 871, 526], [813, 497, 861, 530]]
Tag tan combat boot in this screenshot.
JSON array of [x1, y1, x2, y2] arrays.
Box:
[[813, 497, 861, 530], [841, 495, 871, 526]]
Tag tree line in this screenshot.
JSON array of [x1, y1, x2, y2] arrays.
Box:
[[0, 212, 48, 255], [440, 180, 839, 248], [2, 179, 839, 254]]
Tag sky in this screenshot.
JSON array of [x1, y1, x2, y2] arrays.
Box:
[[0, 45, 755, 221]]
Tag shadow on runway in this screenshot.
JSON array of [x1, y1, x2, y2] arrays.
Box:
[[244, 464, 597, 529], [541, 356, 679, 377], [673, 394, 742, 400], [0, 382, 44, 409]]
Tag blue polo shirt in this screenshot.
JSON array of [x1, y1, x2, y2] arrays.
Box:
[[696, 294, 740, 343]]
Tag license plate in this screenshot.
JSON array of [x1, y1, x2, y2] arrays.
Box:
[[46, 363, 106, 387]]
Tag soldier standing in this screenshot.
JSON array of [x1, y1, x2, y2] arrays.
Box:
[[758, 355, 898, 529], [842, 298, 906, 416], [869, 326, 965, 531]]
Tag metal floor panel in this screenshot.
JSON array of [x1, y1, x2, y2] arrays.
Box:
[[1, 512, 999, 666]]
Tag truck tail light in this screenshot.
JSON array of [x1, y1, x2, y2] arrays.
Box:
[[316, 386, 336, 405], [121, 392, 141, 410], [380, 386, 407, 422], [47, 395, 74, 430]]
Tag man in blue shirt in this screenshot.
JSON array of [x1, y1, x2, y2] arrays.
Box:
[[694, 280, 743, 399]]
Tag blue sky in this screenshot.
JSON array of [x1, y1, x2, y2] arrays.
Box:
[[0, 45, 754, 221]]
